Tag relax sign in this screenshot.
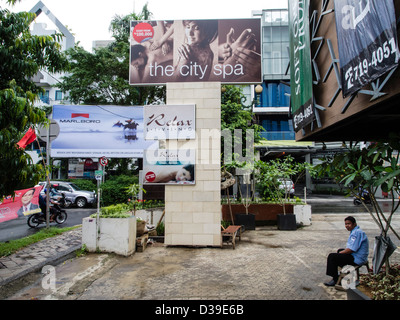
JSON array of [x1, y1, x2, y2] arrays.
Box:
[[144, 105, 196, 140]]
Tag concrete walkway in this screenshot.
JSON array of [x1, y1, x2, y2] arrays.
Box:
[[1, 213, 399, 301]]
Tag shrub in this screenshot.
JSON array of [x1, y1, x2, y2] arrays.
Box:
[[101, 175, 139, 206], [91, 203, 131, 218], [360, 264, 400, 300], [156, 221, 165, 236]]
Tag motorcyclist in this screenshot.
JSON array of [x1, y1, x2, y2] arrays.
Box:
[[39, 188, 59, 221], [38, 192, 46, 215]]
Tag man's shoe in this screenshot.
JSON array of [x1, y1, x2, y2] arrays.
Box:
[[324, 279, 336, 287], [335, 284, 346, 291]]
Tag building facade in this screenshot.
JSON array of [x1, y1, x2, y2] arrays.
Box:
[[30, 1, 74, 108], [251, 9, 315, 175], [297, 0, 400, 142]]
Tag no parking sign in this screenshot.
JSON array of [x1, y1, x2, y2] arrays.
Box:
[[99, 156, 108, 167]]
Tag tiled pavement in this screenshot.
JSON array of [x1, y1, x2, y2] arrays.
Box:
[[1, 213, 399, 300]]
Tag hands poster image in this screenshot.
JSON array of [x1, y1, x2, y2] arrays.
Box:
[[129, 19, 261, 85]]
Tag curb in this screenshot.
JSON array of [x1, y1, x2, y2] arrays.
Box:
[[0, 244, 81, 287]]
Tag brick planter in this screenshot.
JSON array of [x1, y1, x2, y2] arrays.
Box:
[[222, 203, 294, 225]]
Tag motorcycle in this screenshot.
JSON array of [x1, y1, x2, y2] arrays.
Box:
[[27, 193, 68, 228], [353, 189, 371, 205]]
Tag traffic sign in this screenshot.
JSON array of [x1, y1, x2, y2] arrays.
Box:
[[37, 120, 60, 143], [99, 156, 108, 166]]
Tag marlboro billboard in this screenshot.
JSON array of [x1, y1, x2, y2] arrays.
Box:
[[129, 19, 261, 85], [51, 105, 157, 158]]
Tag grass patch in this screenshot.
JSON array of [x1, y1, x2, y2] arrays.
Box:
[[0, 226, 78, 258]]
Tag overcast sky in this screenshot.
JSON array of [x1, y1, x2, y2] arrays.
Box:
[[3, 0, 288, 51]]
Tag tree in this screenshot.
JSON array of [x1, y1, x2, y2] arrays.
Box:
[[0, 0, 69, 197], [58, 4, 165, 176], [255, 155, 315, 213], [221, 85, 263, 207], [221, 85, 263, 171], [58, 3, 165, 106], [316, 136, 400, 274]]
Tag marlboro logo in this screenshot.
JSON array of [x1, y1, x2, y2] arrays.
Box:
[[71, 113, 89, 118]]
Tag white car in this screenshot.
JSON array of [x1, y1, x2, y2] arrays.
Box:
[[39, 181, 96, 208], [278, 178, 295, 197]]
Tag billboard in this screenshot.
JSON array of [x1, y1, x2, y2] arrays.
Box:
[[144, 104, 196, 140], [143, 149, 195, 185], [289, 0, 314, 132], [0, 186, 42, 223], [129, 19, 261, 85], [334, 0, 399, 97], [51, 105, 157, 158]]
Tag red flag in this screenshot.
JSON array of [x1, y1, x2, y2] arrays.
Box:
[[17, 127, 37, 149]]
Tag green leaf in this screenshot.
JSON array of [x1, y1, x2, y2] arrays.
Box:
[[342, 173, 356, 186], [360, 170, 372, 181], [357, 156, 362, 169], [347, 163, 356, 171]]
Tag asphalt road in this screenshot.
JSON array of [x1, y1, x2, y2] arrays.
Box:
[[306, 194, 399, 214], [0, 207, 97, 243]]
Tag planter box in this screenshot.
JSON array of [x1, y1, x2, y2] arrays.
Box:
[[294, 204, 312, 226], [347, 288, 372, 300], [82, 216, 136, 256], [222, 203, 293, 225], [277, 214, 297, 230], [235, 213, 256, 230]]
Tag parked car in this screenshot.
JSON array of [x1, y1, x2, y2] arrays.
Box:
[[39, 181, 96, 208], [278, 178, 295, 198]]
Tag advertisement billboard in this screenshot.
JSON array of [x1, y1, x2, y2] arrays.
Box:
[[0, 186, 42, 223], [289, 0, 314, 132], [334, 0, 399, 97], [144, 104, 196, 140], [129, 19, 261, 85], [143, 149, 195, 185], [51, 105, 157, 158]]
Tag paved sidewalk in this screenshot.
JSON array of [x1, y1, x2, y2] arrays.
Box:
[[1, 213, 400, 300], [0, 228, 82, 292]]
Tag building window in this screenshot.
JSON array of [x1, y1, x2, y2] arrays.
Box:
[[39, 90, 50, 104], [259, 82, 290, 108], [261, 9, 290, 79], [260, 116, 295, 140], [55, 90, 63, 101]]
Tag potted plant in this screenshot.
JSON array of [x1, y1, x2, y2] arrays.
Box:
[[255, 156, 314, 230], [221, 168, 236, 224], [126, 182, 146, 215], [82, 203, 136, 256], [126, 182, 149, 236], [235, 171, 256, 230]]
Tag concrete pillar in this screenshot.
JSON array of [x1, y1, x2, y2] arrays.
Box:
[[165, 82, 221, 246]]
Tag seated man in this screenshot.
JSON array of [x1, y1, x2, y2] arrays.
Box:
[[324, 216, 369, 286]]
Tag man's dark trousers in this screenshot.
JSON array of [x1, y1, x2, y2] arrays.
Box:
[[326, 249, 356, 282]]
